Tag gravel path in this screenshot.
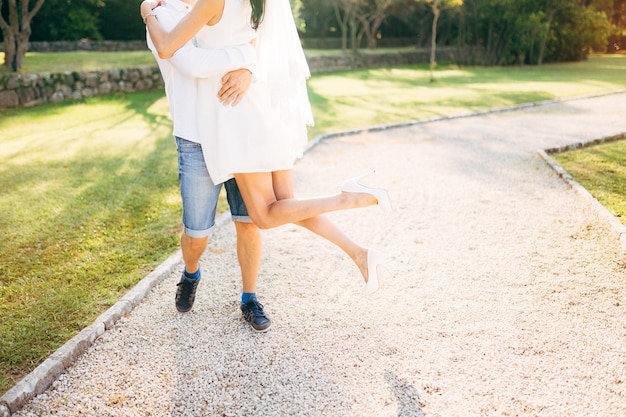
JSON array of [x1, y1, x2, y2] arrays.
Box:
[[8, 93, 626, 416]]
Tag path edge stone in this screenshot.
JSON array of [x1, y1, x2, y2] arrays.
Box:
[[538, 132, 626, 252]]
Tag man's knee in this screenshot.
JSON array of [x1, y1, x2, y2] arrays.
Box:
[[182, 233, 208, 253]]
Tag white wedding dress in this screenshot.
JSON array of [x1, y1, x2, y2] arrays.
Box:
[[194, 0, 313, 184]]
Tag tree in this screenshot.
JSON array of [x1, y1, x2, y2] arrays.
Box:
[[359, 0, 404, 48], [299, 0, 339, 39], [424, 0, 463, 81], [537, 8, 553, 64], [429, 0, 441, 80], [290, 0, 306, 32], [532, 0, 571, 65], [30, 0, 103, 41], [601, 0, 626, 51], [98, 0, 145, 41], [0, 0, 46, 71], [330, 0, 361, 50], [548, 3, 611, 61], [356, 0, 403, 48]]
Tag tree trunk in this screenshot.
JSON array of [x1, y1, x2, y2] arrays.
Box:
[[359, 16, 376, 49], [0, 0, 46, 71], [358, 13, 386, 49], [486, 19, 494, 64], [332, 1, 349, 51], [430, 0, 441, 82], [357, 26, 367, 49], [349, 14, 359, 51], [2, 34, 17, 70], [537, 9, 554, 66], [15, 32, 30, 70], [371, 15, 386, 49]]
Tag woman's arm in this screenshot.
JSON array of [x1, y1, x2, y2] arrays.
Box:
[[146, 5, 257, 78], [141, 0, 223, 59]]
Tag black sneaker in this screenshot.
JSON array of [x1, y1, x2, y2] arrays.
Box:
[[241, 296, 271, 332], [175, 274, 200, 313]]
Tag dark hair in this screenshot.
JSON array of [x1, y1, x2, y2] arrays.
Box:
[[250, 0, 265, 30]]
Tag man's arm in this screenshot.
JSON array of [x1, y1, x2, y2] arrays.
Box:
[[146, 6, 257, 78], [170, 43, 257, 79]]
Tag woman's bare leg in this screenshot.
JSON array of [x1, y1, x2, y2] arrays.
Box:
[[270, 170, 370, 282], [234, 171, 377, 231]]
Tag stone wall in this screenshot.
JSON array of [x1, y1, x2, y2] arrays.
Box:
[[303, 37, 416, 50], [306, 47, 463, 73], [0, 40, 148, 53], [0, 67, 163, 109], [1, 39, 416, 53], [0, 47, 481, 109]]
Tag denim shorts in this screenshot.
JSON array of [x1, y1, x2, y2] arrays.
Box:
[[176, 137, 251, 238]]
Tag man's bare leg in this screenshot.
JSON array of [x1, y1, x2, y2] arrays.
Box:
[[234, 221, 271, 332], [181, 232, 208, 275], [175, 232, 208, 313]]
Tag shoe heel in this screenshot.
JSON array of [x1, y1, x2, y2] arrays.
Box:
[[362, 249, 387, 295], [344, 170, 376, 187], [342, 171, 392, 213]]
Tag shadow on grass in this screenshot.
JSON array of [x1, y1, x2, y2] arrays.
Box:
[[0, 90, 182, 394]]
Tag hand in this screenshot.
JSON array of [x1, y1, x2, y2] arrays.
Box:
[[140, 0, 163, 18], [144, 0, 164, 8], [218, 69, 253, 107]]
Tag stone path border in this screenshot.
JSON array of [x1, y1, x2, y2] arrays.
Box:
[[538, 132, 626, 251], [2, 90, 625, 417]]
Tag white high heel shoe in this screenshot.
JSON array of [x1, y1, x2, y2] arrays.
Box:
[[341, 171, 392, 213], [362, 249, 387, 295]]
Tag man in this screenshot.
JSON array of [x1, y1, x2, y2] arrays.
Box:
[[145, 0, 271, 332]]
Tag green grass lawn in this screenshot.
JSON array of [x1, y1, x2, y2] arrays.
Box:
[[1, 52, 625, 395], [0, 47, 419, 74], [552, 139, 626, 224], [306, 54, 626, 138], [0, 50, 158, 74]]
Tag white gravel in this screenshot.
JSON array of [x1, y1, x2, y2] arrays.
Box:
[[10, 92, 626, 416]]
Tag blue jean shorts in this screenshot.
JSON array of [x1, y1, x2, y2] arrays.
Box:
[[176, 137, 251, 238]]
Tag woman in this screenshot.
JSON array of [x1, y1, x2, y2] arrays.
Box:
[[140, 0, 390, 294]]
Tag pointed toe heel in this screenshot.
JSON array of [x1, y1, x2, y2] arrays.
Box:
[[341, 171, 392, 213], [362, 249, 387, 295]]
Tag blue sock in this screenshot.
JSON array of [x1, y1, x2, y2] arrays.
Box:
[[184, 268, 201, 280], [241, 292, 256, 304]]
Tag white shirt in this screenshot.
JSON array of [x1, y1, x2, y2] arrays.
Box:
[[146, 0, 257, 143]]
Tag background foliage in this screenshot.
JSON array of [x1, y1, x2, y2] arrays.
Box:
[[3, 0, 625, 64], [29, 0, 146, 41]]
